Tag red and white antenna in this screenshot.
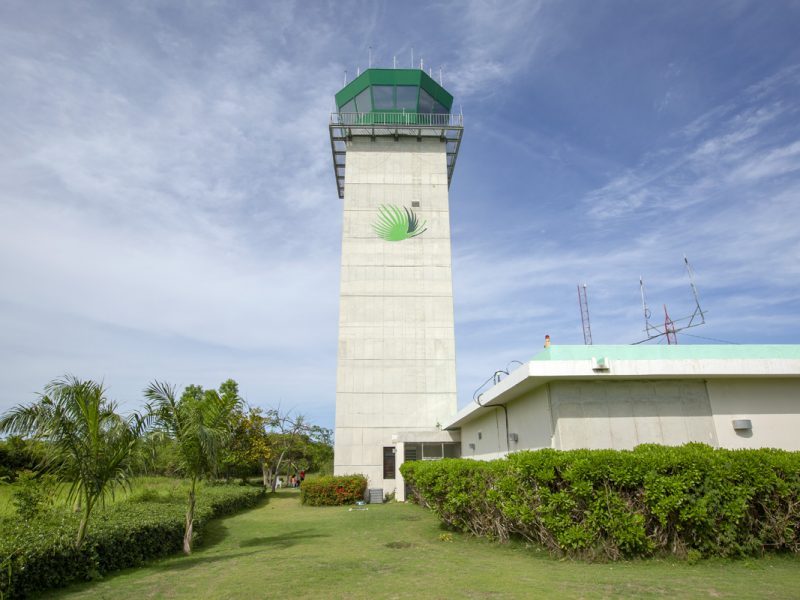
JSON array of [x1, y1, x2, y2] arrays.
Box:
[[664, 305, 677, 345], [633, 257, 707, 345]]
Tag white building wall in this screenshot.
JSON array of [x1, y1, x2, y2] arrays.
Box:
[[707, 378, 800, 450], [549, 380, 718, 450], [460, 387, 552, 460], [335, 137, 457, 489]]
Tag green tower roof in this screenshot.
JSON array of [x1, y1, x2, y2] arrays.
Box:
[[335, 69, 454, 115]]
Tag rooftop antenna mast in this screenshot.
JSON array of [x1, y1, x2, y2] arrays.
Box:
[[684, 255, 706, 328], [639, 276, 659, 339], [664, 305, 677, 345], [577, 283, 593, 345], [633, 256, 708, 345], [368, 46, 372, 68]]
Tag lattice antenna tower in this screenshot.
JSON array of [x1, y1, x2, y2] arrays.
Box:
[[577, 283, 593, 345], [634, 256, 707, 345]]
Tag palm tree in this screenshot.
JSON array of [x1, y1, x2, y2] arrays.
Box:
[[144, 380, 241, 554], [0, 375, 144, 548]]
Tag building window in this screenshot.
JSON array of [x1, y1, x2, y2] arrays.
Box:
[[383, 447, 396, 479], [422, 442, 443, 460], [418, 89, 435, 113], [372, 85, 394, 110], [339, 99, 356, 114], [396, 85, 418, 110], [355, 88, 372, 112], [443, 443, 460, 458]]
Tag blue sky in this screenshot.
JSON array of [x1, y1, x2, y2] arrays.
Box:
[[1, 1, 799, 428]]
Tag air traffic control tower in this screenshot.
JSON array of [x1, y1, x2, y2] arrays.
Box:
[[329, 68, 463, 497]]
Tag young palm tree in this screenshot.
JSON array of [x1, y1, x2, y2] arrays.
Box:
[[144, 380, 241, 554], [0, 375, 144, 548]]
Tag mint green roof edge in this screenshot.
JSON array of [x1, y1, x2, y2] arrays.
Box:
[[334, 68, 453, 110], [532, 345, 800, 361]]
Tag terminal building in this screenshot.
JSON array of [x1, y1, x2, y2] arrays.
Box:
[[328, 68, 800, 502]]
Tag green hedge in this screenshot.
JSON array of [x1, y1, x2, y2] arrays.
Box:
[[0, 484, 264, 599], [400, 444, 800, 560], [299, 474, 367, 506]]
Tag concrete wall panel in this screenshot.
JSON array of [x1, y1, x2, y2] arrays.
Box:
[[707, 378, 800, 450], [550, 380, 716, 450]]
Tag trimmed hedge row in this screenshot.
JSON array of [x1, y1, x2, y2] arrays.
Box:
[[0, 484, 264, 599], [299, 474, 367, 506], [400, 444, 800, 560]]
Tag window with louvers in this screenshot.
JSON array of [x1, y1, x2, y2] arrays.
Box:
[[383, 447, 396, 479]]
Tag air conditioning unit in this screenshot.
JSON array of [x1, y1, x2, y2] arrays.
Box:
[[591, 357, 611, 371]]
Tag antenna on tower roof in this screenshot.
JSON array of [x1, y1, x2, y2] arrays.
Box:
[[633, 257, 708, 345], [685, 255, 705, 327], [368, 46, 372, 68], [439, 67, 443, 85], [577, 283, 593, 345], [420, 57, 424, 70], [393, 55, 396, 69], [343, 70, 347, 86]]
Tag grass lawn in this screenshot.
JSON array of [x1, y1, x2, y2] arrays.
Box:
[[0, 484, 15, 516], [0, 476, 211, 517], [41, 489, 799, 600]]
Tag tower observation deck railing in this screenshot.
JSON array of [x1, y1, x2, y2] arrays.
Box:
[[328, 112, 464, 199], [331, 112, 463, 127]]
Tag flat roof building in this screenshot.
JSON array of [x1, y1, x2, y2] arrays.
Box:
[[386, 344, 800, 500]]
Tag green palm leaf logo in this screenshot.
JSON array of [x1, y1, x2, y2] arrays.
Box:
[[372, 204, 428, 242]]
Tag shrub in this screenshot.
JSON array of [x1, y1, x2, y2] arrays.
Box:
[[11, 470, 58, 521], [401, 444, 800, 560], [300, 474, 367, 506], [0, 484, 264, 599]]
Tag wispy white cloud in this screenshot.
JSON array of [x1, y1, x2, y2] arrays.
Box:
[[432, 0, 560, 99]]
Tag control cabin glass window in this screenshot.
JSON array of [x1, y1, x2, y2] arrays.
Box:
[[355, 88, 372, 112], [432, 101, 449, 115], [372, 85, 394, 110], [340, 99, 356, 114], [383, 447, 396, 479], [418, 89, 435, 113], [396, 85, 418, 110]]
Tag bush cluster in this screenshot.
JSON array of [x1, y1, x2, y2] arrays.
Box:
[[401, 444, 800, 560], [299, 474, 367, 506], [0, 438, 46, 482], [0, 484, 264, 599]]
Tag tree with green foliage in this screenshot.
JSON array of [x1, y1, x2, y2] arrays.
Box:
[[144, 378, 242, 554], [0, 375, 145, 548], [222, 407, 273, 485], [0, 436, 47, 481], [262, 408, 334, 490]]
